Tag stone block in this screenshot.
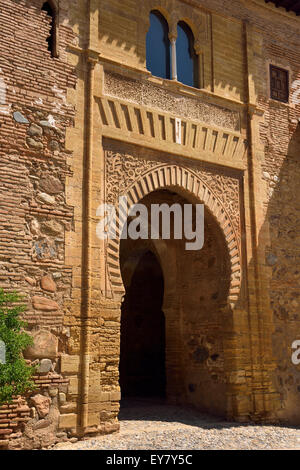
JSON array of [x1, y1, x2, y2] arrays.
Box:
[[13, 111, 29, 124], [59, 393, 66, 405], [38, 358, 52, 373], [60, 355, 80, 374], [25, 330, 58, 359], [30, 394, 51, 418], [110, 390, 121, 401], [88, 412, 100, 426], [60, 403, 77, 413], [41, 275, 57, 292], [59, 413, 77, 429], [32, 296, 59, 311], [68, 377, 79, 395]]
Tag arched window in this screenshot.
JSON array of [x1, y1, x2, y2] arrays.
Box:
[[146, 11, 171, 80], [176, 21, 198, 88], [42, 1, 58, 58]]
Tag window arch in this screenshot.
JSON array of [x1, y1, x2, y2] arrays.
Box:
[[176, 21, 198, 88], [42, 1, 58, 58], [146, 10, 171, 80]]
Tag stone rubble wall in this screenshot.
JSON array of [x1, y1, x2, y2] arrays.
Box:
[[258, 39, 300, 424], [0, 368, 70, 450]]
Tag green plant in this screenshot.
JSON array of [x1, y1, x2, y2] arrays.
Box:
[[0, 289, 36, 405]]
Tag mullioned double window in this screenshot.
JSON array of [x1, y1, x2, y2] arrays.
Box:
[[146, 10, 199, 89]]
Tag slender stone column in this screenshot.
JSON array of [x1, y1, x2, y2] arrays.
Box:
[[169, 35, 177, 81]]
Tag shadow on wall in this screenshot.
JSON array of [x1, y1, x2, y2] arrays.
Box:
[[250, 116, 300, 424]]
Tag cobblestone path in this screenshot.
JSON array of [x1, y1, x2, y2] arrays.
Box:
[[55, 399, 300, 450]]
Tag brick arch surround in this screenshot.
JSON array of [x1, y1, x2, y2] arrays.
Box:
[[106, 163, 241, 304]]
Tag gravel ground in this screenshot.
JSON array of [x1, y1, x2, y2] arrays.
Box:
[[54, 398, 300, 450]]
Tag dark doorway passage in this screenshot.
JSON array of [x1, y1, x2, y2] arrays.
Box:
[[120, 251, 166, 399]]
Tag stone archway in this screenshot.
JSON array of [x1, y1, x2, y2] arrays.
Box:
[[106, 162, 241, 305], [102, 147, 250, 419], [116, 187, 233, 413]]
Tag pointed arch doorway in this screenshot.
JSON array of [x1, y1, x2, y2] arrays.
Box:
[[119, 249, 166, 399], [117, 187, 233, 414]]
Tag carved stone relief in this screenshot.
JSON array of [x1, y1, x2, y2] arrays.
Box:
[[103, 144, 243, 303], [104, 72, 241, 132], [105, 149, 241, 241]]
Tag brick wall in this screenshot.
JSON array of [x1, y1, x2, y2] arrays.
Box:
[[258, 39, 300, 423], [0, 372, 69, 450]]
